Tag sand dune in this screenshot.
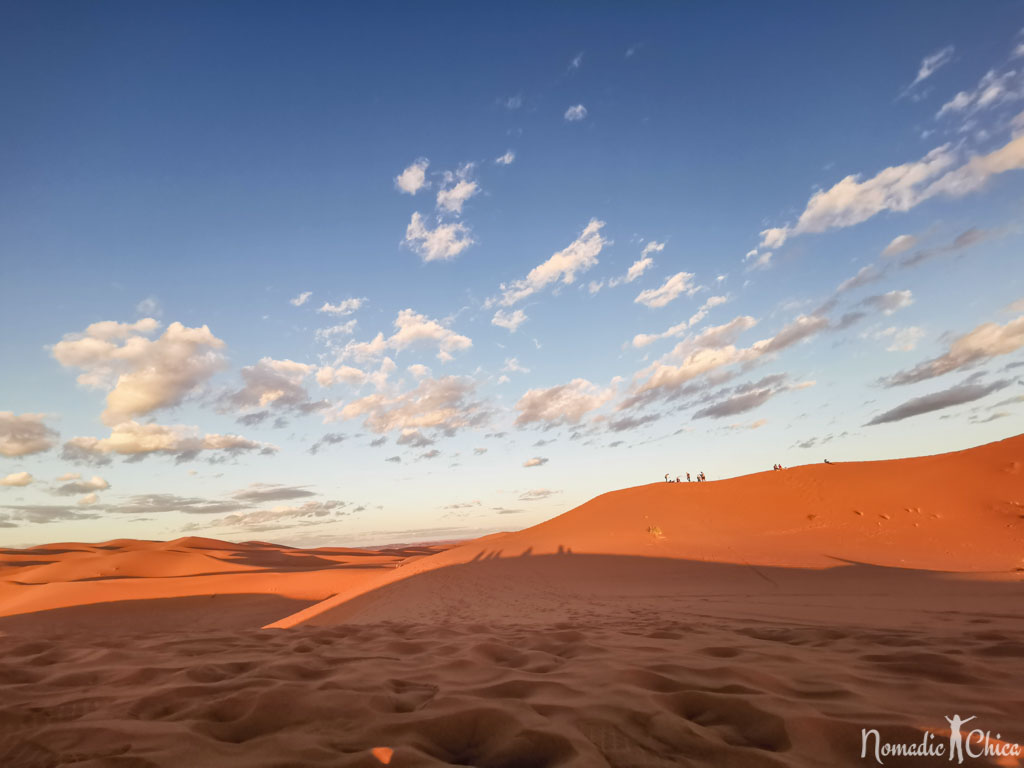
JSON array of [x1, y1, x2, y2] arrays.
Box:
[[1, 436, 1022, 767]]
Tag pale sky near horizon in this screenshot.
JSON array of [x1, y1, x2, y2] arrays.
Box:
[[1, 2, 1023, 548]]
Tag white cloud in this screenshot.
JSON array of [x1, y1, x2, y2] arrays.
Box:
[[52, 319, 227, 426], [316, 363, 370, 388], [135, 297, 161, 317], [937, 69, 1023, 119], [495, 150, 516, 165], [524, 456, 549, 468], [407, 364, 431, 379], [876, 326, 925, 352], [882, 234, 917, 256], [762, 135, 1024, 244], [622, 312, 830, 409], [77, 492, 99, 507], [623, 257, 654, 282], [404, 212, 475, 262], [0, 471, 33, 487], [515, 378, 614, 427], [495, 219, 607, 306], [908, 45, 955, 89], [436, 164, 479, 214], [0, 412, 58, 457], [918, 134, 1024, 199], [746, 252, 773, 271], [395, 158, 429, 195], [641, 241, 665, 258], [569, 52, 583, 70], [290, 291, 312, 307], [491, 308, 527, 332], [759, 227, 790, 249], [564, 104, 588, 122], [330, 375, 488, 436], [634, 272, 698, 308], [336, 310, 471, 364], [608, 250, 656, 288], [62, 421, 276, 463], [318, 298, 364, 316], [500, 95, 523, 110], [632, 295, 728, 348], [862, 289, 914, 315], [502, 357, 530, 374], [315, 320, 358, 342], [795, 144, 957, 235]]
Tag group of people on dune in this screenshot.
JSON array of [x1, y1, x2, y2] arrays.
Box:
[[665, 472, 706, 483]]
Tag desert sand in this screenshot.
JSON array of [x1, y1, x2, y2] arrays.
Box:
[[1, 435, 1022, 767]]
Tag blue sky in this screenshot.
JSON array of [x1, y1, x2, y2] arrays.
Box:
[[2, 2, 1022, 548]]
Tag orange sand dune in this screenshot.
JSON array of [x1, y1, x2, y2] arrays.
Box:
[[270, 434, 1024, 629], [1, 436, 1022, 767], [0, 537, 453, 622]]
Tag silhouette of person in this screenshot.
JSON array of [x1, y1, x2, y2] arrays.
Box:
[[665, 473, 670, 482], [686, 473, 691, 482], [945, 714, 976, 764], [675, 476, 681, 483]]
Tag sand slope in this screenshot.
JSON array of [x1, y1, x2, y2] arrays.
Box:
[[1, 435, 1022, 767], [271, 434, 1024, 629]]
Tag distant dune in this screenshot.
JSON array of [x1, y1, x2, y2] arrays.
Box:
[[1, 435, 1021, 767]]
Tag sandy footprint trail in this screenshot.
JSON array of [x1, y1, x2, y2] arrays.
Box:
[[0, 435, 1022, 767]]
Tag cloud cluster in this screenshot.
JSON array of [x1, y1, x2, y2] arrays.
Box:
[[491, 308, 527, 333], [54, 474, 109, 496], [634, 272, 698, 309], [564, 104, 587, 121], [0, 412, 58, 457], [937, 68, 1023, 119], [318, 298, 365, 316], [223, 358, 326, 415], [693, 375, 814, 419], [756, 133, 1024, 249], [404, 212, 475, 262], [881, 314, 1024, 386], [622, 312, 829, 409], [632, 296, 728, 348], [493, 219, 607, 308], [436, 164, 479, 214], [515, 378, 614, 427], [331, 375, 489, 436], [335, 309, 472, 363], [395, 159, 429, 195], [62, 421, 276, 464], [52, 319, 227, 426]]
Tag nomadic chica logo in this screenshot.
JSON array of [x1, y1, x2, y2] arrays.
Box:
[[861, 716, 1022, 764]]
